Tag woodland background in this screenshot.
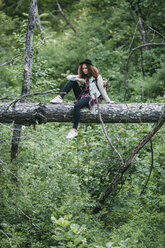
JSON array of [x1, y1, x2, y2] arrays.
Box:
[[0, 0, 165, 247]]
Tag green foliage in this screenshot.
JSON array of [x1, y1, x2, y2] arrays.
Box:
[[0, 0, 165, 247], [109, 208, 165, 248], [51, 214, 102, 247], [0, 121, 164, 247], [143, 75, 164, 98]]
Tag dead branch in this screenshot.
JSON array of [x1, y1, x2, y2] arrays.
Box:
[[96, 98, 124, 165], [56, 0, 78, 36], [16, 0, 25, 11], [0, 230, 13, 247], [143, 21, 165, 40], [140, 48, 145, 100], [135, 4, 149, 51], [140, 139, 154, 195], [35, 5, 44, 40], [127, 0, 149, 51], [5, 90, 66, 110], [0, 90, 66, 103], [127, 20, 139, 52], [0, 97, 15, 101], [0, 54, 24, 67], [93, 110, 165, 213], [124, 42, 165, 99]]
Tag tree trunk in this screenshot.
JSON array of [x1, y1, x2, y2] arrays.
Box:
[[128, 0, 149, 51], [35, 5, 44, 39], [135, 3, 149, 51], [11, 0, 37, 160], [11, 124, 22, 160], [1, 103, 164, 125]]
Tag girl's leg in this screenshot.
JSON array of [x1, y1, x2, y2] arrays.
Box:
[[73, 97, 90, 130], [60, 80, 81, 99]]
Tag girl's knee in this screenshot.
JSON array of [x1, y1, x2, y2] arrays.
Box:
[[74, 102, 81, 111], [74, 103, 79, 109], [72, 81, 78, 87]]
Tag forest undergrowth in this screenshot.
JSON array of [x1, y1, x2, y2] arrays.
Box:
[[0, 0, 165, 247]]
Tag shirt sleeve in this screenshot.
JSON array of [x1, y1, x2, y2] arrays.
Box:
[[97, 75, 110, 103], [66, 75, 79, 81]]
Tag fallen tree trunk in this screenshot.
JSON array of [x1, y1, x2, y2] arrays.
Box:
[[0, 102, 164, 125]]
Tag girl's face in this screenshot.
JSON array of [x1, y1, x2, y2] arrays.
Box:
[[82, 64, 88, 75]]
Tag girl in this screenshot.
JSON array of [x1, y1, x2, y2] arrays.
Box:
[[50, 59, 115, 139]]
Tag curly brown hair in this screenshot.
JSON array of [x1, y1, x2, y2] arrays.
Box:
[[78, 64, 99, 79]]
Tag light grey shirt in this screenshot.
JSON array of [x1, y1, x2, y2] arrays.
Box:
[[66, 74, 110, 103]]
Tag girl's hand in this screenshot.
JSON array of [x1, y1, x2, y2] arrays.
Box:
[[75, 78, 86, 83], [108, 101, 116, 104]]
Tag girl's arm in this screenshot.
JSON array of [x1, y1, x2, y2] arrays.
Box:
[[67, 75, 85, 83], [97, 75, 110, 103], [97, 75, 116, 104], [66, 75, 79, 81]]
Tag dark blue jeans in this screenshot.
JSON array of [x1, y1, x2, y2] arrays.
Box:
[[60, 80, 90, 129]]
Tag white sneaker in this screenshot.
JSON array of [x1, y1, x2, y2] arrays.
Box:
[[50, 95, 63, 103], [66, 129, 78, 139]]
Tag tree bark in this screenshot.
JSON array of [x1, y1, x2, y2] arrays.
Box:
[[135, 3, 149, 51], [127, 0, 149, 51], [35, 5, 44, 39], [11, 0, 37, 160], [0, 103, 164, 125], [21, 0, 37, 96], [11, 124, 22, 160]]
